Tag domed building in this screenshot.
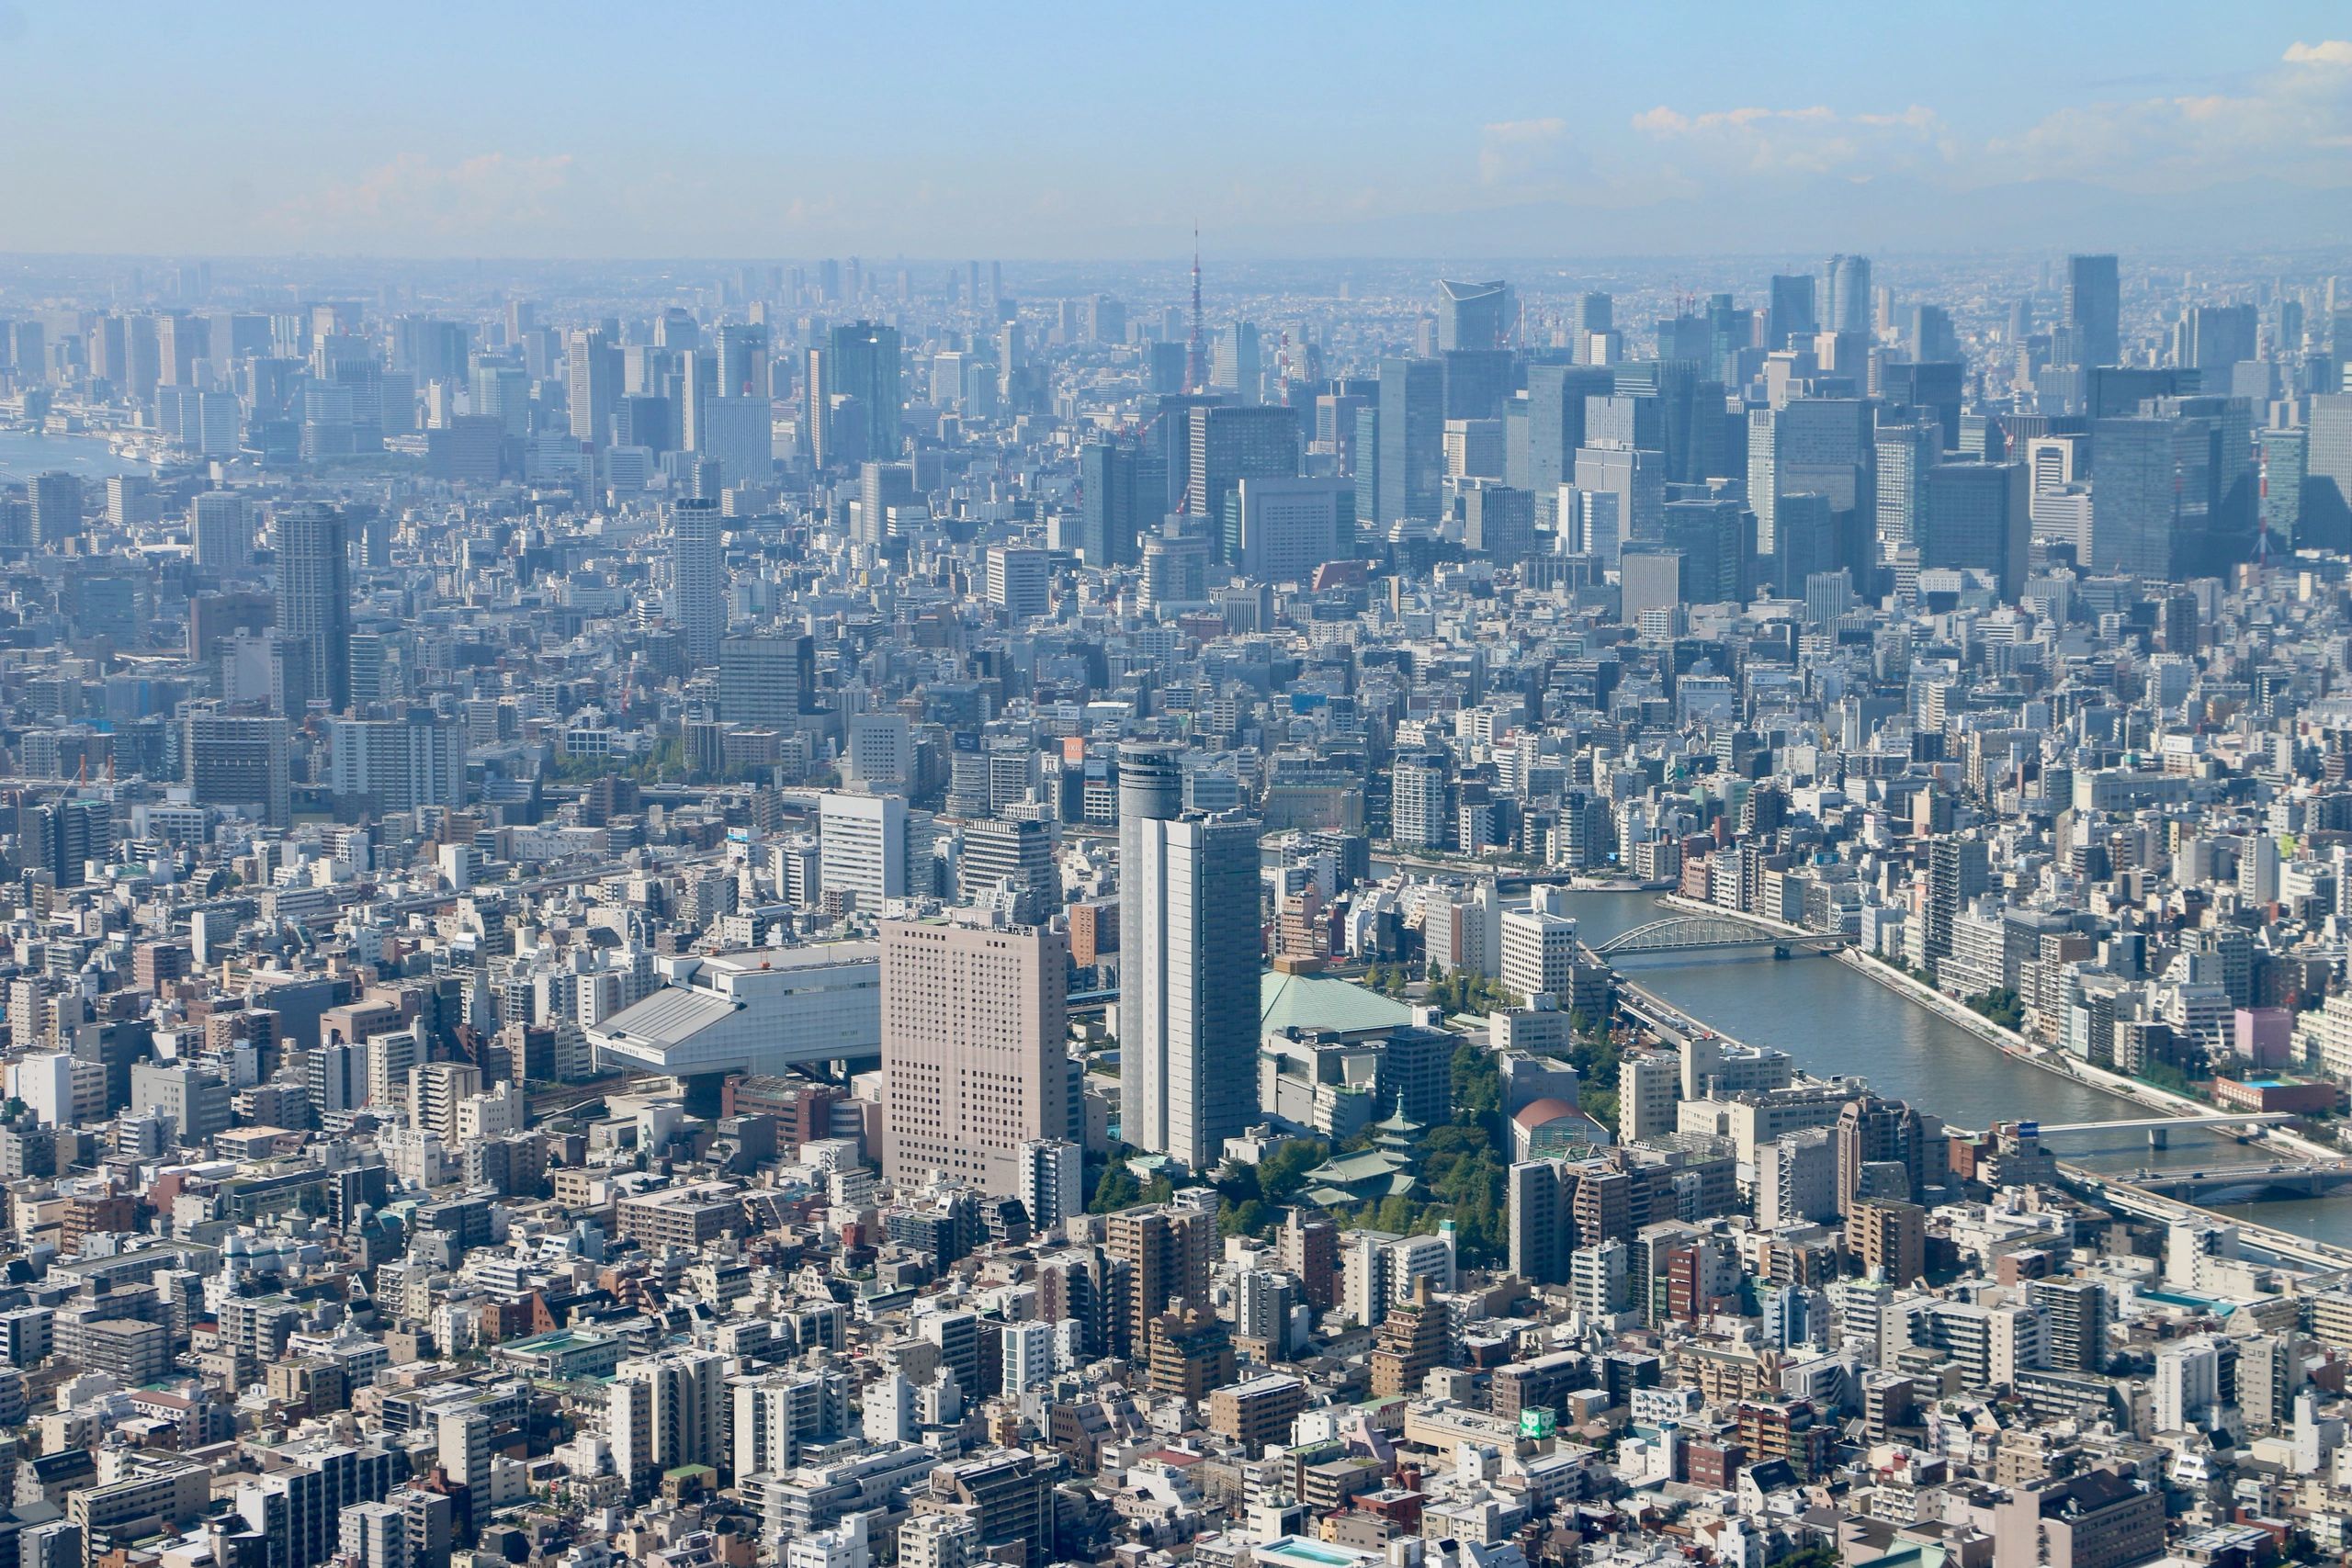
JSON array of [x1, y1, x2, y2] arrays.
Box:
[[1510, 1097, 1612, 1162]]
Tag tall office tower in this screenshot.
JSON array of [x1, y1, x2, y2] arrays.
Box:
[[2304, 394, 2352, 549], [1919, 461, 2030, 599], [718, 635, 814, 724], [2146, 393, 2256, 568], [1658, 496, 1747, 604], [1105, 1204, 1214, 1361], [1873, 422, 1940, 555], [1768, 274, 1818, 349], [28, 470, 80, 547], [1235, 476, 1351, 582], [801, 344, 837, 468], [1525, 365, 1616, 526], [471, 362, 529, 434], [23, 798, 107, 889], [566, 327, 619, 447], [1577, 290, 1613, 338], [857, 459, 919, 548], [715, 322, 768, 398], [828, 321, 902, 458], [881, 919, 1069, 1196], [1079, 439, 1148, 568], [2184, 304, 2258, 378], [820, 789, 910, 908], [1569, 445, 1663, 567], [1442, 349, 1512, 421], [1437, 279, 1510, 351], [1210, 320, 1262, 401], [959, 817, 1057, 924], [189, 491, 249, 570], [1745, 400, 1874, 555], [2089, 416, 2183, 577], [184, 710, 290, 826], [1374, 357, 1444, 526], [1772, 491, 1840, 595], [273, 502, 351, 712], [668, 497, 726, 668], [677, 348, 716, 451], [1462, 480, 1534, 565], [1118, 744, 1261, 1169], [987, 547, 1049, 619], [1822, 254, 1872, 336], [2065, 254, 2121, 368], [1186, 404, 1299, 554]]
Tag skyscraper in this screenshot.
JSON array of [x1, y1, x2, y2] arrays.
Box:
[[1524, 365, 1617, 527], [1374, 357, 1444, 526], [1746, 400, 1874, 555], [2066, 254, 2121, 368], [29, 470, 81, 547], [1823, 254, 1872, 336], [1186, 404, 1299, 556], [718, 635, 815, 724], [190, 491, 249, 570], [273, 502, 351, 712], [2303, 394, 2352, 550], [1768, 274, 1818, 350], [828, 321, 902, 459], [566, 327, 618, 447], [1872, 421, 1939, 556], [715, 321, 769, 398], [184, 709, 290, 827], [1117, 742, 1261, 1170], [1437, 279, 1509, 352], [1079, 438, 1157, 569], [668, 497, 726, 668], [2090, 416, 2184, 578], [1919, 461, 2030, 599], [881, 918, 1070, 1196]]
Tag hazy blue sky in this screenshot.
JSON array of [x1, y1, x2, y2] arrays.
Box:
[[4, 1, 2348, 258]]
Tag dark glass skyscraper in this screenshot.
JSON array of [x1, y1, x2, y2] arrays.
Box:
[[2066, 254, 2120, 368], [827, 321, 902, 459], [274, 502, 351, 713], [1374, 357, 1443, 526], [1436, 279, 1509, 352]]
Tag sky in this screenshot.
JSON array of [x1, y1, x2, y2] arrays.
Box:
[[2, 1, 2348, 260]]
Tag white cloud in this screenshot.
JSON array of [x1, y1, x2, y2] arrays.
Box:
[[1989, 39, 2352, 187], [267, 152, 575, 244], [1477, 118, 1582, 190], [1630, 101, 1952, 180], [2283, 39, 2352, 64]]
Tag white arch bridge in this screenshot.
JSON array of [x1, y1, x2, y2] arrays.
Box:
[[1595, 916, 1852, 961]]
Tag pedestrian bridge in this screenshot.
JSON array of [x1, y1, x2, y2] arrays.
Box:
[[1596, 915, 1849, 961]]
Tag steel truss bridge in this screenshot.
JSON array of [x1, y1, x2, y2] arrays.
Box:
[[1595, 915, 1850, 961]]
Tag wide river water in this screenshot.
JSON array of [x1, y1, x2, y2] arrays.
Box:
[[1548, 888, 2352, 1247], [0, 428, 155, 484]]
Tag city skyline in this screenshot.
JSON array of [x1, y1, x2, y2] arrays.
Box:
[[0, 4, 2346, 259]]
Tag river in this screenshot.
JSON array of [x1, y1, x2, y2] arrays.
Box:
[[0, 428, 155, 484], [1546, 889, 2352, 1247]]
